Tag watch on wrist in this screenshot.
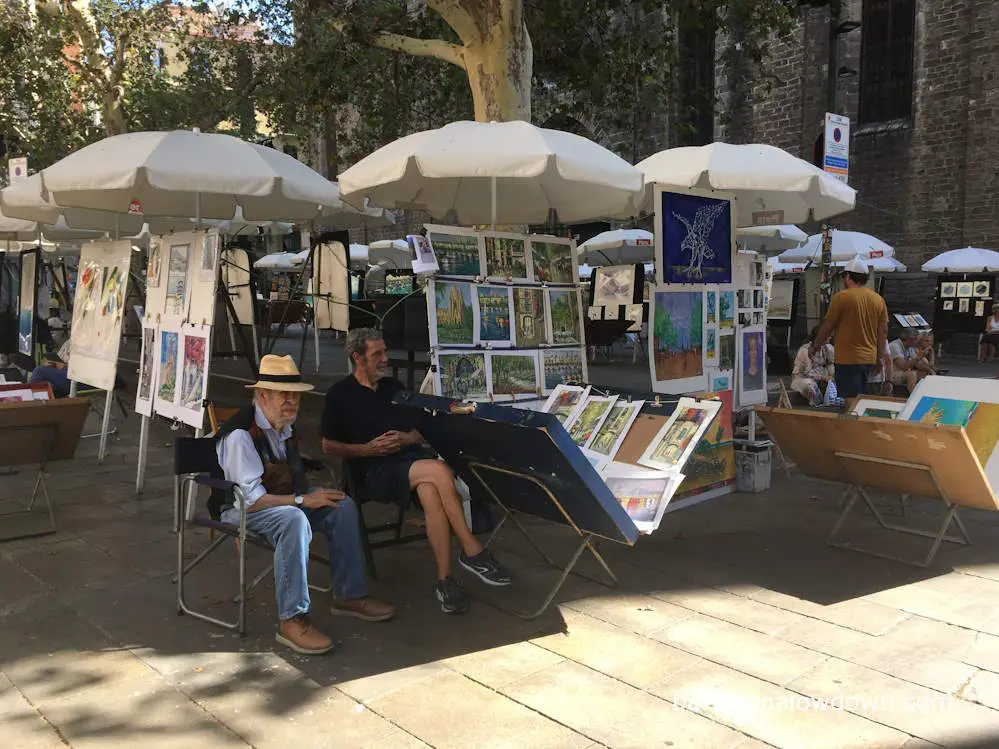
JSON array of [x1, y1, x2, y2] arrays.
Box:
[[294, 494, 304, 506]]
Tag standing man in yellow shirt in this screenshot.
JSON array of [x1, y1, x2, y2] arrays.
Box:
[[809, 256, 891, 400]]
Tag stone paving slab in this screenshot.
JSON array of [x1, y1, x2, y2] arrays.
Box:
[[7, 408, 999, 748]]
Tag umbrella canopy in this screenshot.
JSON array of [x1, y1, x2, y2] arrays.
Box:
[[767, 256, 806, 274], [338, 120, 644, 225], [831, 255, 907, 272], [205, 206, 293, 236], [37, 130, 341, 221], [0, 208, 104, 243], [368, 239, 411, 269], [253, 249, 311, 270], [778, 230, 894, 264], [635, 143, 856, 225], [2, 174, 152, 234], [577, 229, 654, 266], [320, 191, 395, 229], [921, 247, 999, 273], [737, 224, 808, 254], [349, 244, 369, 270]]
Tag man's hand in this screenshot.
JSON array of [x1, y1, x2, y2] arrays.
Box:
[[364, 432, 405, 457], [302, 488, 344, 509], [880, 352, 892, 377]]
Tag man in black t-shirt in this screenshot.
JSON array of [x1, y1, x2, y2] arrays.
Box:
[[322, 328, 512, 615]]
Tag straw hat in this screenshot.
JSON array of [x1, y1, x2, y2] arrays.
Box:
[[246, 355, 314, 392]]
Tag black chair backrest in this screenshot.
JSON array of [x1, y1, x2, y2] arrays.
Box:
[[174, 436, 222, 476]]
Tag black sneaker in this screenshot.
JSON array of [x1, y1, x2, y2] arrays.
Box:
[[435, 575, 469, 615], [458, 549, 513, 587]]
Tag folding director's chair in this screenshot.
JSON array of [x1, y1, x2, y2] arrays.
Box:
[[173, 436, 333, 636]]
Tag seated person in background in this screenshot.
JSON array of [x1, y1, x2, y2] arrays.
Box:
[[889, 330, 932, 392], [917, 330, 937, 372], [216, 354, 394, 656], [866, 340, 894, 395], [321, 328, 512, 615], [980, 303, 999, 363], [29, 353, 70, 397], [791, 326, 838, 406]]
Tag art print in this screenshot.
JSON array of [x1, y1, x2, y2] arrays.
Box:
[[712, 374, 731, 391], [542, 383, 591, 424], [513, 287, 548, 348], [135, 324, 157, 417], [737, 289, 753, 309], [975, 281, 991, 298], [959, 299, 970, 313], [199, 232, 219, 282], [850, 398, 904, 419], [548, 288, 582, 345], [909, 397, 977, 426], [157, 329, 179, 404], [146, 239, 163, 288], [541, 347, 586, 391], [599, 462, 685, 534], [180, 328, 208, 410], [489, 351, 538, 398], [719, 290, 735, 329], [587, 306, 603, 321], [167, 243, 190, 317], [18, 250, 36, 356], [624, 303, 644, 332], [410, 234, 439, 274], [705, 288, 717, 325], [589, 400, 645, 459], [476, 286, 513, 345], [753, 289, 764, 309], [530, 238, 574, 284], [426, 226, 482, 277], [604, 307, 620, 320], [649, 288, 706, 392], [768, 279, 795, 321], [705, 327, 717, 365], [593, 265, 635, 308], [940, 282, 956, 298], [658, 189, 734, 284], [637, 397, 722, 472], [976, 301, 985, 317], [565, 395, 619, 447], [741, 330, 766, 392], [432, 280, 475, 346], [484, 233, 530, 281], [437, 351, 488, 400], [676, 389, 735, 499], [958, 282, 974, 298], [943, 300, 954, 311]]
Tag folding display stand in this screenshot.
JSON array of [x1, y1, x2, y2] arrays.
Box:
[[0, 398, 89, 542], [393, 392, 639, 620], [757, 407, 995, 568]]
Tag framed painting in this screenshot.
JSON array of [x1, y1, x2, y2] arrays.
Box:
[[17, 248, 37, 356], [540, 346, 587, 392], [512, 286, 548, 347], [592, 265, 636, 308], [737, 326, 768, 406], [487, 350, 540, 400], [435, 350, 489, 401], [483, 231, 531, 282], [637, 397, 722, 473], [649, 286, 707, 393], [425, 224, 484, 278], [547, 288, 583, 346], [428, 279, 476, 347], [529, 235, 576, 284], [475, 285, 514, 347], [655, 185, 735, 285]]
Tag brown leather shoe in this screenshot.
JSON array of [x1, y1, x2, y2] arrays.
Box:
[[275, 614, 334, 655], [331, 597, 396, 622]]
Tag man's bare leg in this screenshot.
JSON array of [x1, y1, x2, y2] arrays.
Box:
[[410, 460, 483, 559], [414, 481, 454, 579]]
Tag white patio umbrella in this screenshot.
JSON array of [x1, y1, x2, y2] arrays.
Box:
[[778, 230, 894, 264], [338, 120, 644, 225], [369, 239, 411, 269], [635, 143, 856, 225], [767, 256, 806, 274], [577, 228, 654, 266], [737, 224, 808, 254], [921, 247, 999, 273], [349, 244, 369, 270], [37, 129, 342, 221], [206, 206, 293, 236], [253, 249, 311, 270], [2, 174, 149, 235], [320, 190, 395, 229], [831, 255, 907, 272]]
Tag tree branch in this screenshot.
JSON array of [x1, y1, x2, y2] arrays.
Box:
[[370, 32, 465, 69], [427, 0, 483, 45]]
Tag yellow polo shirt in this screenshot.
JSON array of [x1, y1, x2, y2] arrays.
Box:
[[825, 287, 888, 365]]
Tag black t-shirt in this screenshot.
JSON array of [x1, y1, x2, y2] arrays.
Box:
[[321, 375, 422, 450]]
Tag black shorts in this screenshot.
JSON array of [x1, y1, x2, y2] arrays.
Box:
[[363, 446, 437, 507]]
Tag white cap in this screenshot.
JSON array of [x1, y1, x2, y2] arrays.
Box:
[[842, 255, 869, 274]]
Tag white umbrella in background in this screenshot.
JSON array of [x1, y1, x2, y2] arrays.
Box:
[[37, 129, 342, 221], [253, 249, 311, 270], [921, 247, 999, 273], [2, 174, 148, 234], [635, 143, 856, 225], [778, 230, 894, 264], [737, 224, 808, 254], [832, 255, 907, 272], [320, 191, 395, 229], [767, 256, 806, 274], [349, 244, 369, 270], [338, 120, 644, 225], [368, 238, 411, 269], [577, 228, 654, 266]]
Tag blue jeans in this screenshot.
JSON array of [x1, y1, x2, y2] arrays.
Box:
[[222, 498, 367, 620]]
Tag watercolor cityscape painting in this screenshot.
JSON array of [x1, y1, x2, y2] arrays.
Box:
[[652, 291, 703, 382]]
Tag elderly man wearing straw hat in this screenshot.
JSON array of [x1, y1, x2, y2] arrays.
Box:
[[216, 354, 395, 655]]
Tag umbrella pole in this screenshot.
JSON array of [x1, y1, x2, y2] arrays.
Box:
[[491, 176, 497, 230]]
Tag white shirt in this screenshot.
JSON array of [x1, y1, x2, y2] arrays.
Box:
[[216, 404, 292, 508]]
